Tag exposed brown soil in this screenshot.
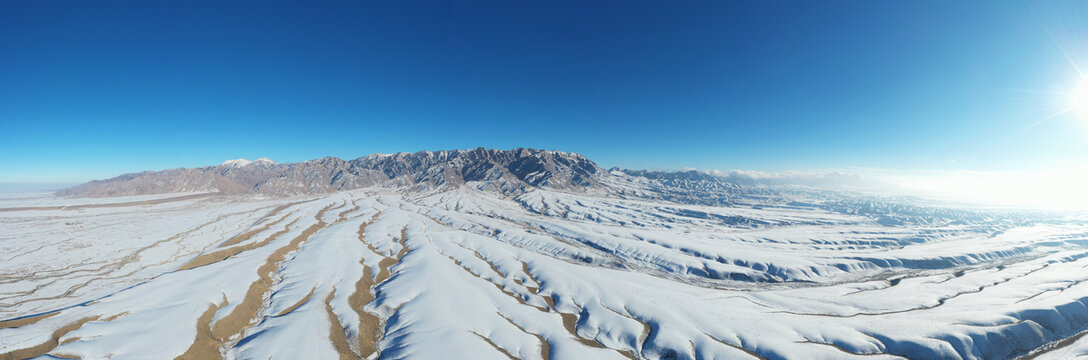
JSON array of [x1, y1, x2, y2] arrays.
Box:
[[373, 227, 410, 284], [0, 208, 266, 312], [518, 261, 544, 298], [356, 213, 382, 255], [1017, 327, 1088, 360], [560, 312, 606, 349], [175, 298, 228, 360], [559, 309, 636, 360], [264, 199, 317, 219], [177, 219, 299, 271], [598, 305, 649, 359], [0, 316, 99, 360], [349, 213, 382, 358], [496, 312, 551, 360], [374, 257, 398, 284], [0, 311, 58, 330], [274, 287, 315, 317], [624, 306, 651, 356], [218, 213, 292, 248], [702, 331, 768, 360], [324, 289, 358, 360], [348, 266, 380, 358], [445, 251, 548, 313], [396, 227, 410, 257], [345, 220, 412, 359], [473, 331, 519, 360], [209, 204, 334, 350], [336, 203, 361, 223]]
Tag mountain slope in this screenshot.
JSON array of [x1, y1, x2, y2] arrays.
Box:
[[57, 148, 606, 197], [4, 184, 1088, 359]]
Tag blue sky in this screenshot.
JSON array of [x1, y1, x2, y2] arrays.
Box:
[[2, 0, 1087, 183]]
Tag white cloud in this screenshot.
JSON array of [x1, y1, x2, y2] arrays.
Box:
[[678, 166, 1088, 211], [679, 168, 898, 193], [867, 167, 1088, 210]]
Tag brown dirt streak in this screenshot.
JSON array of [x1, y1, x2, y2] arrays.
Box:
[[209, 204, 334, 346], [366, 226, 414, 352], [175, 298, 228, 360], [473, 331, 520, 360], [396, 226, 410, 258], [0, 193, 222, 212], [374, 226, 411, 284], [324, 201, 349, 222], [518, 260, 545, 300], [0, 207, 256, 287], [1018, 327, 1088, 360], [178, 219, 300, 271], [324, 288, 358, 360], [701, 331, 767, 360], [218, 213, 292, 248], [374, 258, 397, 285], [623, 306, 651, 351], [0, 311, 58, 330], [449, 245, 547, 312], [455, 243, 505, 278], [598, 305, 649, 359], [496, 312, 551, 360], [0, 316, 99, 360], [42, 352, 82, 359], [444, 253, 546, 312], [349, 213, 383, 358], [274, 287, 315, 317], [337, 204, 362, 223], [559, 312, 607, 349], [519, 262, 536, 288], [264, 199, 316, 219], [55, 311, 130, 350], [0, 209, 264, 310], [357, 212, 382, 255], [349, 266, 380, 358]]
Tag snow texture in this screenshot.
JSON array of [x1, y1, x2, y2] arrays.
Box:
[[1, 186, 1087, 359]]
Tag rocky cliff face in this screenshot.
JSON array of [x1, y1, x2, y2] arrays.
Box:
[[350, 148, 602, 191], [57, 148, 606, 197]]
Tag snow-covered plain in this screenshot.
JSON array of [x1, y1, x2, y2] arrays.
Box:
[[1, 188, 1088, 359]]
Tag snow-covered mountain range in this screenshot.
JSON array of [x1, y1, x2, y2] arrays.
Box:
[[3, 149, 1087, 359], [55, 148, 1045, 228], [56, 148, 606, 197]]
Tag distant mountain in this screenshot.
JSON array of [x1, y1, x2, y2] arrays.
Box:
[[55, 148, 1031, 228], [56, 148, 606, 197], [220, 158, 276, 168]]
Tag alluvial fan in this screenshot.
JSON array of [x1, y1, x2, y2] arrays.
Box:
[[3, 149, 1088, 359]]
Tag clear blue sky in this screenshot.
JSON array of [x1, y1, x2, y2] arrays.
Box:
[[2, 1, 1087, 183]]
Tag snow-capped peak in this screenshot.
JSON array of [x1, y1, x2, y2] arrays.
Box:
[[221, 159, 253, 167], [253, 158, 276, 166], [221, 158, 274, 168]]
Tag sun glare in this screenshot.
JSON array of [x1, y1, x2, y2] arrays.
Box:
[[1069, 79, 1088, 121], [887, 167, 1088, 211]]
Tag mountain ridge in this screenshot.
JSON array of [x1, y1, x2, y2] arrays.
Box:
[[56, 148, 944, 228], [56, 148, 607, 197]]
